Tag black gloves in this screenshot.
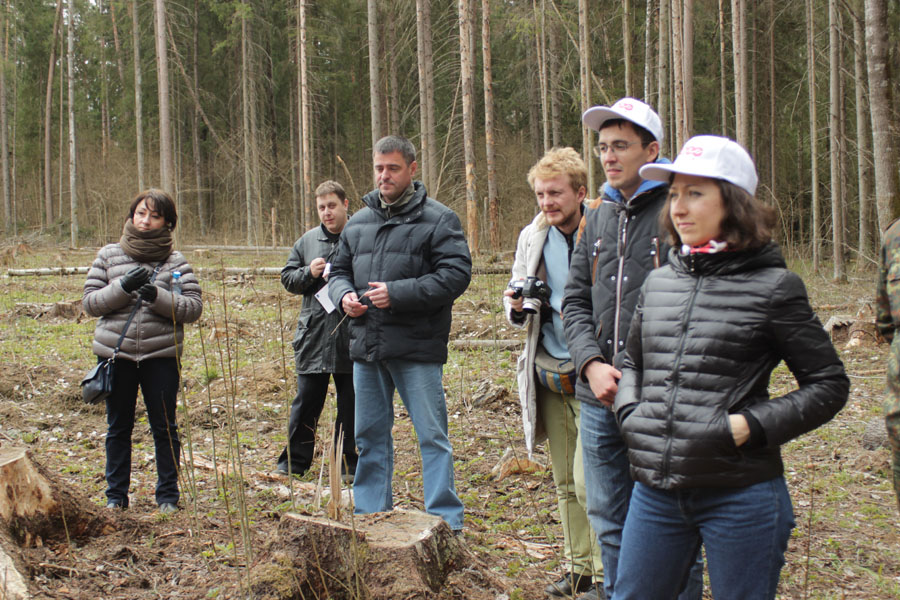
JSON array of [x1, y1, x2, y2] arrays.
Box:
[[138, 283, 158, 302], [121, 266, 151, 293]]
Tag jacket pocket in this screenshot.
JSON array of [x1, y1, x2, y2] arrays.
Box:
[[292, 312, 312, 352]]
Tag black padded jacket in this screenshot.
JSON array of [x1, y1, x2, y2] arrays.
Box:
[[614, 243, 849, 489], [563, 183, 670, 407], [327, 182, 472, 364]]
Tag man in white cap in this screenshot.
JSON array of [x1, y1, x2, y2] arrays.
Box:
[[562, 98, 701, 600]]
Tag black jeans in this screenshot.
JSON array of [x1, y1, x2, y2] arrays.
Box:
[[104, 356, 180, 506], [277, 372, 357, 475]]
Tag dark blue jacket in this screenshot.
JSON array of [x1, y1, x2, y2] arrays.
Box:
[[328, 182, 472, 364]]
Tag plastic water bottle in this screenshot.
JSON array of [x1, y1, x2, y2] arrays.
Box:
[[171, 271, 182, 295]]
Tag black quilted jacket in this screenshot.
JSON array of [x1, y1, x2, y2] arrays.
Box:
[[614, 243, 849, 489], [563, 183, 670, 407], [328, 182, 472, 364]]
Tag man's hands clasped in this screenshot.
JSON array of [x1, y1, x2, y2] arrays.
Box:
[[341, 282, 392, 317]]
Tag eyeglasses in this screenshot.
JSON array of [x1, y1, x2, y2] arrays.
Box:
[[593, 140, 641, 158]]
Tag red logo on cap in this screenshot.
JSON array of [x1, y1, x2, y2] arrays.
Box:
[[619, 102, 633, 111], [682, 145, 704, 157]]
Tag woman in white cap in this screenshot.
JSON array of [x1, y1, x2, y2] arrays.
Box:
[[609, 136, 848, 599]]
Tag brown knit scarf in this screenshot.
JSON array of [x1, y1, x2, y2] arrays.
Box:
[[119, 219, 174, 263]]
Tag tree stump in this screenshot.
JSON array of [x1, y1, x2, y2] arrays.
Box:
[[250, 509, 466, 600], [0, 447, 115, 547]]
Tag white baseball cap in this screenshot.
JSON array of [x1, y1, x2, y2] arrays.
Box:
[[639, 135, 758, 196], [582, 97, 664, 142]]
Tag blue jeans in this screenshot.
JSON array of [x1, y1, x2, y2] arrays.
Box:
[[613, 480, 795, 600], [581, 402, 702, 599], [105, 357, 180, 506], [352, 360, 464, 530]]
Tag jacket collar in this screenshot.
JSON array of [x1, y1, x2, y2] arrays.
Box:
[[601, 156, 672, 206], [670, 241, 786, 276], [363, 181, 428, 219]]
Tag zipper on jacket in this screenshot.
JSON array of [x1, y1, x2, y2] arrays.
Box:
[[590, 238, 602, 285], [660, 274, 703, 482], [613, 213, 629, 352], [650, 237, 660, 269]]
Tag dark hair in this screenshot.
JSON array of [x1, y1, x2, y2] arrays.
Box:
[[315, 180, 347, 202], [660, 178, 775, 251], [129, 189, 178, 230], [373, 135, 416, 165]]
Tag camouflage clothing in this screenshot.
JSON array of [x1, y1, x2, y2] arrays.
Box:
[[875, 219, 900, 510]]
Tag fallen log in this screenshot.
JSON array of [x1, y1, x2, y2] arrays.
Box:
[[450, 339, 520, 350]]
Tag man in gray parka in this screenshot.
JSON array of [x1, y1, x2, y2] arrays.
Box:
[[276, 180, 357, 480]]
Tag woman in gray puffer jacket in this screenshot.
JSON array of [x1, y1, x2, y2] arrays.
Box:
[[83, 189, 202, 513], [610, 137, 849, 600]]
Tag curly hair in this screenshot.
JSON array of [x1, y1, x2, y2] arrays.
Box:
[[527, 147, 587, 193]]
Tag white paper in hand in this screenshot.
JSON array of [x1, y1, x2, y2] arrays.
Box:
[[315, 282, 336, 313]]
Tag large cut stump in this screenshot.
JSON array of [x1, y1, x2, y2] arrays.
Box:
[[0, 447, 115, 547], [250, 509, 466, 599]]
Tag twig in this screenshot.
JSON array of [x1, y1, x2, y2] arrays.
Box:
[[38, 562, 80, 575]]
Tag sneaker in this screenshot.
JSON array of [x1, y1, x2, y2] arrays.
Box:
[[575, 583, 605, 600], [105, 500, 126, 510], [158, 502, 178, 514], [546, 572, 593, 597]]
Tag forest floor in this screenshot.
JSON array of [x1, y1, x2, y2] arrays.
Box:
[[0, 241, 898, 600]]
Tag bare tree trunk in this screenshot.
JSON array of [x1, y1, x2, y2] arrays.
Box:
[[829, 0, 845, 280], [526, 40, 541, 161], [482, 0, 499, 252], [66, 0, 77, 247], [388, 18, 400, 134], [864, 0, 900, 231], [367, 0, 381, 151], [579, 0, 593, 193], [191, 0, 205, 237], [623, 0, 632, 97], [154, 0, 173, 194], [241, 3, 254, 244], [0, 0, 10, 234], [416, 0, 436, 192], [768, 0, 776, 202], [732, 0, 749, 147], [132, 0, 144, 190], [853, 5, 874, 258], [299, 0, 312, 228], [108, 1, 126, 84], [43, 0, 62, 226], [289, 83, 299, 240], [682, 0, 694, 139], [548, 21, 561, 147], [643, 0, 656, 103], [657, 0, 669, 156], [459, 0, 478, 253], [672, 0, 685, 150], [719, 0, 727, 135], [807, 0, 821, 269], [534, 0, 549, 153]]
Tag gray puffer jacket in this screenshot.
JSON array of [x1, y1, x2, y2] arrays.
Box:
[[83, 243, 202, 361], [282, 224, 352, 374], [614, 243, 849, 489]]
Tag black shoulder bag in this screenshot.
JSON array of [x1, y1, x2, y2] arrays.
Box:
[[81, 262, 164, 404]]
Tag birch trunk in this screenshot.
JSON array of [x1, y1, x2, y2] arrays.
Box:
[[241, 3, 254, 244], [657, 0, 669, 156], [0, 0, 10, 234], [416, 0, 436, 192], [299, 0, 312, 228], [191, 0, 205, 236], [682, 0, 694, 139], [579, 0, 593, 193], [672, 0, 685, 150], [623, 0, 632, 98]]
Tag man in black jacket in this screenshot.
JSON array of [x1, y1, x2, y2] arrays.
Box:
[[328, 136, 471, 532], [563, 98, 700, 600], [276, 180, 357, 480]]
